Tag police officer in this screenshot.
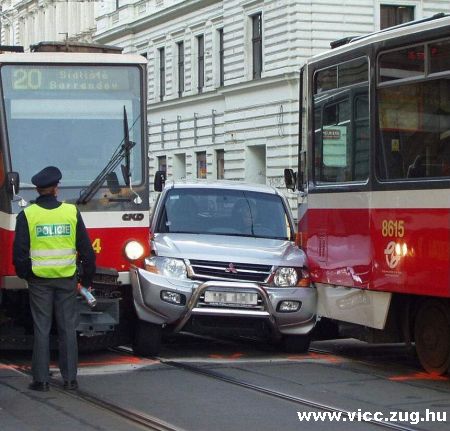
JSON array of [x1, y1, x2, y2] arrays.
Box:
[[13, 166, 95, 391]]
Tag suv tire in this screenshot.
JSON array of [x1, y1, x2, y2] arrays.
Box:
[[282, 334, 311, 353], [132, 320, 162, 356]]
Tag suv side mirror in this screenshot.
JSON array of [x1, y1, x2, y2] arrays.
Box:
[[6, 171, 20, 196], [154, 171, 166, 192], [284, 169, 297, 191]]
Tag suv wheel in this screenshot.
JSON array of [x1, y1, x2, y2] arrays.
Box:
[[281, 334, 311, 353], [132, 320, 162, 356]]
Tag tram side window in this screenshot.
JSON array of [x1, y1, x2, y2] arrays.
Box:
[[430, 40, 450, 74], [354, 95, 370, 180], [314, 92, 369, 184], [313, 57, 369, 184], [322, 101, 351, 183], [379, 45, 425, 82], [377, 79, 450, 180]]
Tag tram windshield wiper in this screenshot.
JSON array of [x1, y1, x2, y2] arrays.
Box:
[[77, 106, 136, 205]]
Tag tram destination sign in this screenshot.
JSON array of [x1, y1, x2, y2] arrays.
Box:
[[9, 66, 132, 92]]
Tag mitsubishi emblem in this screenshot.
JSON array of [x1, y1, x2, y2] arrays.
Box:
[[225, 263, 238, 274]]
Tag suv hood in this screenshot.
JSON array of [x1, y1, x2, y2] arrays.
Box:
[[152, 233, 305, 267]]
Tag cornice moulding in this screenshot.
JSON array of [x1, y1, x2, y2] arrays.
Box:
[[95, 0, 221, 43]]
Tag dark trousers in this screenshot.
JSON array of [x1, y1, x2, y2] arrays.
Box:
[[28, 276, 78, 383]]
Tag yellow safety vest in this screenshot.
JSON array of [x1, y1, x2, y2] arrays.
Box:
[[24, 203, 77, 278]]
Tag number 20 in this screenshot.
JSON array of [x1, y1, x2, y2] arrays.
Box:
[[13, 69, 42, 90]]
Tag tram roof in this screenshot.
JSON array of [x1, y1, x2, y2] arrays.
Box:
[[0, 52, 147, 65], [307, 13, 450, 65]]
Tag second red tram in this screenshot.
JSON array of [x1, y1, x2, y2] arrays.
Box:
[[286, 14, 450, 373]]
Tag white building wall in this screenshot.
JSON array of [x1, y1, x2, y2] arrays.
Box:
[[2, 0, 450, 205], [0, 0, 96, 49], [92, 0, 450, 208]]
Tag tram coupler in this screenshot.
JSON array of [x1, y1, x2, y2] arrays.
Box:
[[76, 296, 119, 336]]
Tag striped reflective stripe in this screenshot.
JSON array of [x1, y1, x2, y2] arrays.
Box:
[[30, 248, 76, 258], [32, 257, 77, 267]]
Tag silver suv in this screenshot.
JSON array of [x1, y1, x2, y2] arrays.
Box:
[[130, 181, 316, 355]]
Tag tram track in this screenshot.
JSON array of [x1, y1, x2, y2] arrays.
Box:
[[111, 345, 426, 431], [1, 358, 185, 431], [2, 342, 439, 431]]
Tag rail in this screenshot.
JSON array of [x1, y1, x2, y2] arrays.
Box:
[[2, 360, 185, 431], [112, 346, 423, 431]]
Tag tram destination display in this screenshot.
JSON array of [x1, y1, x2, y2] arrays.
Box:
[[6, 66, 133, 92]]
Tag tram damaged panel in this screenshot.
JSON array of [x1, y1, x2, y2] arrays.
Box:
[[0, 44, 150, 349]]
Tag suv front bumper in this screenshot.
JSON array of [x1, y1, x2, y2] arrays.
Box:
[[130, 267, 316, 336]]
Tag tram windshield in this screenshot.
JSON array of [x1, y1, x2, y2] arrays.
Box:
[[0, 65, 143, 188]]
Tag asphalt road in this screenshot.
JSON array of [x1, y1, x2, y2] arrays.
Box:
[[1, 335, 450, 431]]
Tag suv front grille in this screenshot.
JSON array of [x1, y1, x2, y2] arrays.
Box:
[[188, 259, 272, 283]]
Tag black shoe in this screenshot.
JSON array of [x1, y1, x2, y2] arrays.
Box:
[[63, 380, 78, 390], [29, 381, 49, 392]]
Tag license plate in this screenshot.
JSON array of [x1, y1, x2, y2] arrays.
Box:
[[204, 291, 258, 306]]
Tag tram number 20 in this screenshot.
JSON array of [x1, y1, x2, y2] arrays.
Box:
[[13, 69, 42, 90], [381, 220, 405, 238]]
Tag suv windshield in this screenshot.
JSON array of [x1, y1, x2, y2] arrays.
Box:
[[1, 65, 143, 188], [157, 188, 292, 240]]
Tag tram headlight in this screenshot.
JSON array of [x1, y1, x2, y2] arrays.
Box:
[[273, 267, 310, 287], [144, 257, 188, 280], [124, 240, 145, 261]]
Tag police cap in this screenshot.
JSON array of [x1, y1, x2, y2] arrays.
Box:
[[31, 166, 62, 188]]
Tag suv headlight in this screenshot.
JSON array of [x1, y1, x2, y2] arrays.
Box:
[[145, 257, 188, 280], [273, 267, 310, 287]]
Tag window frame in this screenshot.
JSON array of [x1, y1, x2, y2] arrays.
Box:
[[312, 83, 370, 187], [197, 35, 205, 93], [158, 47, 165, 101], [177, 41, 185, 98], [251, 13, 263, 79], [218, 28, 224, 87], [216, 149, 225, 179], [196, 151, 207, 179], [380, 4, 415, 30]]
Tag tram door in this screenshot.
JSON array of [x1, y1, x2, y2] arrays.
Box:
[[308, 82, 372, 286]]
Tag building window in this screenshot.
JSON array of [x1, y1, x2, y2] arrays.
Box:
[[252, 13, 262, 79], [177, 41, 184, 97], [158, 156, 167, 174], [380, 5, 414, 29], [159, 47, 165, 101], [197, 35, 204, 93], [216, 149, 225, 179], [218, 29, 224, 87], [173, 153, 186, 180], [197, 152, 207, 179]]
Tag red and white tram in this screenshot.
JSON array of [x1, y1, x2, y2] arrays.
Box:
[[285, 14, 450, 373], [0, 42, 150, 348]]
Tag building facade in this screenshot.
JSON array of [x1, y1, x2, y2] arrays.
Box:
[[0, 0, 97, 48], [2, 1, 450, 199], [94, 0, 450, 199]]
